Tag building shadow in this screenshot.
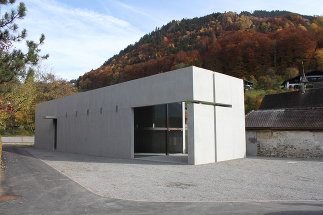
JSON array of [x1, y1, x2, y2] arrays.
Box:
[[2, 144, 187, 166], [246, 155, 323, 163], [265, 210, 323, 215]]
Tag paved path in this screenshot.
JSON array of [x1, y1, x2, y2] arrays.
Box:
[[1, 145, 323, 215], [26, 147, 323, 202]]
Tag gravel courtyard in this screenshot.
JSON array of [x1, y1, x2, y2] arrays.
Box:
[[26, 147, 323, 202]]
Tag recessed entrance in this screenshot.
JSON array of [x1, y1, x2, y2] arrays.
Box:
[[53, 119, 57, 150], [134, 102, 187, 163]]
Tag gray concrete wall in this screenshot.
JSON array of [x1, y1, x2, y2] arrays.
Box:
[[214, 74, 246, 162], [36, 67, 194, 159], [188, 103, 215, 165], [190, 67, 246, 163], [35, 66, 246, 164], [246, 130, 323, 158]]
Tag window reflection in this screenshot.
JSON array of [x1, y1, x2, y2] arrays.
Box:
[[134, 102, 183, 154]]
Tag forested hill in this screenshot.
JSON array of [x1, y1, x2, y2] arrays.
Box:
[[76, 10, 323, 90]]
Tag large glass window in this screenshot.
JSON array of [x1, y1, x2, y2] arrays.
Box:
[[134, 104, 166, 128], [168, 102, 182, 128], [134, 102, 183, 154]]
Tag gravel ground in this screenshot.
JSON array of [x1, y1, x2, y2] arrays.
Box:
[[26, 147, 323, 202]]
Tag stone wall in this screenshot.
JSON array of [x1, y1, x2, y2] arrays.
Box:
[[246, 130, 323, 158]]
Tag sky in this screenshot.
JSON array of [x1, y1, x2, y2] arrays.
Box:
[[11, 0, 323, 80]]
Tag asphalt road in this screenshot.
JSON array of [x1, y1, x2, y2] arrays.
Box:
[[1, 145, 323, 215]]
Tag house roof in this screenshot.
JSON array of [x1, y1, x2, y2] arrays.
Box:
[[246, 88, 323, 130], [282, 70, 323, 85], [245, 108, 323, 130], [259, 88, 323, 110], [243, 79, 254, 85]]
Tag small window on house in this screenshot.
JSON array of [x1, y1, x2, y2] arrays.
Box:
[[116, 105, 118, 112], [65, 112, 67, 118], [87, 109, 89, 116], [75, 111, 78, 117], [100, 107, 103, 114]]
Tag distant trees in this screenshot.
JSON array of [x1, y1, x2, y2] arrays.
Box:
[[274, 28, 317, 73], [76, 11, 323, 93], [2, 74, 37, 131], [314, 49, 323, 70], [257, 75, 276, 89], [35, 73, 76, 103], [0, 0, 52, 134], [284, 67, 299, 79], [0, 72, 75, 132], [241, 10, 294, 18], [244, 91, 264, 114]]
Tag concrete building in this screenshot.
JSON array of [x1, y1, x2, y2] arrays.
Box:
[[246, 88, 323, 158], [35, 66, 246, 165]]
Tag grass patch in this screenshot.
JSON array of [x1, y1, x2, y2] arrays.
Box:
[[244, 88, 293, 114], [245, 89, 266, 96]]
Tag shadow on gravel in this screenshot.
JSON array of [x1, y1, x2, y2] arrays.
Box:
[[246, 156, 323, 163], [265, 211, 323, 215], [265, 202, 323, 215], [3, 144, 184, 166], [281, 202, 323, 207], [0, 164, 5, 196]]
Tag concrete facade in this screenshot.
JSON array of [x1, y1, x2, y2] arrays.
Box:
[[35, 66, 246, 165], [246, 130, 323, 158]]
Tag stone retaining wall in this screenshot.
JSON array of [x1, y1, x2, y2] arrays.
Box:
[[246, 130, 323, 158]]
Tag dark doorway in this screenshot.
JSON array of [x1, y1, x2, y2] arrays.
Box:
[[134, 103, 184, 155], [53, 119, 57, 150]]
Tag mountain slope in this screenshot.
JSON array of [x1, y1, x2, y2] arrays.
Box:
[[76, 10, 323, 90]]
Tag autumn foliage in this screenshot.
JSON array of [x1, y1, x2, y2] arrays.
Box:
[[76, 11, 323, 91], [0, 72, 76, 133]]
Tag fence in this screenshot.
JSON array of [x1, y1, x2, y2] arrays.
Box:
[[1, 136, 34, 144]]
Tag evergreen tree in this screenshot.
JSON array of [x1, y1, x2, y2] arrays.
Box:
[[0, 0, 48, 86]]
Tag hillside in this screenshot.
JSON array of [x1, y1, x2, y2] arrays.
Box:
[[76, 10, 323, 90]]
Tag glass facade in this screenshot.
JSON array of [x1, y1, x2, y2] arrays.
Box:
[[134, 103, 184, 154]]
